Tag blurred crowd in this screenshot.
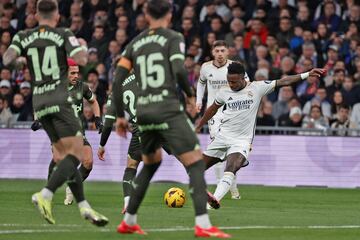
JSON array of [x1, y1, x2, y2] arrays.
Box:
[[1, 0, 360, 136]]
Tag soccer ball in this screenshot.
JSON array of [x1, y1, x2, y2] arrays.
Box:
[[164, 187, 186, 208]]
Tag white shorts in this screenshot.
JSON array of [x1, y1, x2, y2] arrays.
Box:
[[208, 112, 223, 139], [204, 134, 251, 161]]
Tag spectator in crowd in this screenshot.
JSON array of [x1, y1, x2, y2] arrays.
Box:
[[133, 14, 147, 37], [257, 100, 275, 126], [224, 17, 245, 46], [313, 1, 341, 34], [180, 17, 198, 47], [243, 18, 268, 49], [19, 81, 32, 119], [303, 87, 331, 119], [0, 79, 12, 104], [353, 57, 360, 84], [88, 26, 109, 62], [276, 17, 293, 44], [296, 42, 318, 72], [209, 15, 225, 40], [0, 16, 16, 36], [278, 106, 303, 127], [115, 28, 129, 52], [116, 15, 133, 39], [330, 104, 357, 136], [200, 31, 216, 62], [69, 14, 92, 42], [350, 103, 360, 128], [280, 56, 296, 76], [83, 104, 96, 130], [330, 90, 344, 121], [10, 93, 31, 122], [254, 68, 269, 81], [302, 105, 329, 130], [272, 42, 291, 69], [313, 23, 330, 60], [341, 76, 360, 106], [265, 34, 278, 63], [341, 4, 360, 37], [323, 44, 340, 73], [272, 86, 294, 120], [295, 5, 311, 29], [87, 69, 107, 110], [104, 40, 120, 80], [0, 95, 12, 127], [232, 34, 248, 63], [327, 68, 345, 100], [296, 59, 319, 105]]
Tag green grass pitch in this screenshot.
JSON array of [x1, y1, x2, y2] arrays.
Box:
[[0, 179, 359, 240]]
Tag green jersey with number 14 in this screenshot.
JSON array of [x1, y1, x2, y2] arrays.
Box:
[[8, 25, 84, 118], [121, 28, 186, 117]]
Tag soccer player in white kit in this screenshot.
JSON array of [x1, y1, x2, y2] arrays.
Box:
[[196, 62, 325, 209], [196, 40, 249, 199]]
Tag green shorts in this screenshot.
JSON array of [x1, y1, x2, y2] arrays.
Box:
[[137, 112, 199, 156], [39, 105, 82, 143]]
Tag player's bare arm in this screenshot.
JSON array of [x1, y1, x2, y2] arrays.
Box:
[[3, 47, 19, 66], [276, 68, 326, 87], [112, 58, 131, 137], [196, 102, 222, 132]]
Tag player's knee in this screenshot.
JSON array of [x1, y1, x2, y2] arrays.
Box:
[[225, 160, 242, 174], [127, 159, 139, 169]]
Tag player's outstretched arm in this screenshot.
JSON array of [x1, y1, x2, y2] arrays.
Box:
[[196, 102, 222, 132], [276, 68, 326, 87]]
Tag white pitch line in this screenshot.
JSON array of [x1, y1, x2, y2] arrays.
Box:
[[1, 225, 360, 234]]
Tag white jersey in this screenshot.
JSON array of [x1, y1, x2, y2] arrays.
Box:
[[197, 60, 249, 108], [214, 80, 276, 142]]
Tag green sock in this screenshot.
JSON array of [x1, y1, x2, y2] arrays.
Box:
[[47, 159, 56, 181], [126, 162, 161, 214], [78, 164, 92, 181], [186, 160, 207, 216], [123, 168, 137, 198], [46, 155, 79, 193]]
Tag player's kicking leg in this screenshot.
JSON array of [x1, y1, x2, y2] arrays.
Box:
[[64, 138, 93, 205], [207, 153, 246, 209]]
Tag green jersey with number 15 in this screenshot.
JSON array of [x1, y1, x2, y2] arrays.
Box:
[[121, 28, 186, 116], [8, 25, 84, 118]]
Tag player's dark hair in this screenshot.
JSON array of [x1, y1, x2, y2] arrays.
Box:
[[146, 0, 172, 19], [339, 103, 350, 110], [212, 40, 228, 49], [228, 62, 245, 75], [37, 0, 58, 19]]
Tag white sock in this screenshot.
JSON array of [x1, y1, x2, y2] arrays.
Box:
[[195, 214, 212, 228], [124, 196, 130, 209], [124, 212, 137, 226], [213, 172, 235, 201], [41, 188, 54, 200], [229, 175, 239, 196], [78, 200, 91, 209], [214, 162, 224, 183]]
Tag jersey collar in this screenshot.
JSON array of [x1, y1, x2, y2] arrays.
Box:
[[212, 60, 228, 69]]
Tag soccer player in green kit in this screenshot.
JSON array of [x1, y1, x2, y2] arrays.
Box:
[[3, 0, 107, 226], [112, 0, 230, 238]]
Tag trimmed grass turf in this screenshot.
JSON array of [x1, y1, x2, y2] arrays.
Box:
[[0, 179, 359, 240]]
